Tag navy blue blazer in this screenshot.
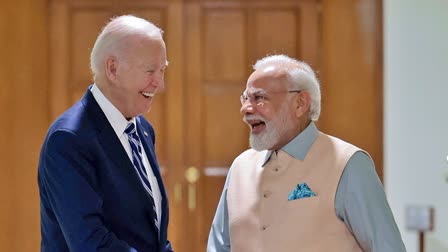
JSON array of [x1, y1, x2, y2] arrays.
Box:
[[38, 87, 173, 252]]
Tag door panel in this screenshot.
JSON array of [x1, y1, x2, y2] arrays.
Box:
[[204, 10, 246, 81], [319, 0, 383, 178], [252, 10, 298, 57], [204, 87, 249, 164]]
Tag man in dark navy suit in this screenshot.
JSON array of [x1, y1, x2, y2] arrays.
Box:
[[38, 15, 173, 252]]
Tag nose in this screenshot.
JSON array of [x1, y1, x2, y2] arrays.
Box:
[[152, 71, 165, 91], [240, 102, 255, 115]]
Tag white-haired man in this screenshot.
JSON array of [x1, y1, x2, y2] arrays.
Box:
[[38, 15, 173, 251], [207, 55, 405, 252]]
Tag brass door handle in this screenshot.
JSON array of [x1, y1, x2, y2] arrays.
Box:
[[185, 166, 200, 211]]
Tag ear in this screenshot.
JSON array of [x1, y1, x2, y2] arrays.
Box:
[[294, 91, 311, 118], [105, 56, 119, 81]]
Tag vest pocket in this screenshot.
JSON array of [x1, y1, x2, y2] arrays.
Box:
[[285, 196, 320, 217]]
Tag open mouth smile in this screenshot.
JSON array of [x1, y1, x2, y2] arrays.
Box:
[[141, 92, 154, 99], [245, 118, 266, 134]]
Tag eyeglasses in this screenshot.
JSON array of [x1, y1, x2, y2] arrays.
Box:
[[240, 90, 301, 106]]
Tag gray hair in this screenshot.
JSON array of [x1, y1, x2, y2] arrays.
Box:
[[253, 54, 321, 121], [90, 15, 163, 82]]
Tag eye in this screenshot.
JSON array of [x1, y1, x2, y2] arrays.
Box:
[[146, 70, 155, 75], [254, 94, 265, 103]]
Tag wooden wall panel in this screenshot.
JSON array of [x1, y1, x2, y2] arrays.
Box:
[[0, 8, 12, 248], [49, 1, 70, 120], [204, 86, 248, 166], [252, 9, 298, 58], [0, 0, 48, 251], [204, 10, 246, 81], [319, 0, 383, 178], [183, 4, 203, 252], [299, 1, 320, 67], [71, 11, 109, 94], [162, 3, 186, 249], [203, 9, 248, 166]]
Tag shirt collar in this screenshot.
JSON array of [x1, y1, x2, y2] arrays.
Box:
[[262, 122, 319, 165], [90, 84, 135, 137]]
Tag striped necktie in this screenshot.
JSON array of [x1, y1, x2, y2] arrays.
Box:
[[125, 122, 159, 232]]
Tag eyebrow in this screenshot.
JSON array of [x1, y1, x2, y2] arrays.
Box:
[[147, 61, 168, 70], [244, 88, 266, 95], [246, 91, 268, 97]]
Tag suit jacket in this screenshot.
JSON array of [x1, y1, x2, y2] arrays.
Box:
[[38, 87, 173, 252]]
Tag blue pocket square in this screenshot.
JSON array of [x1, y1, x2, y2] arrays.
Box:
[[288, 182, 316, 201]]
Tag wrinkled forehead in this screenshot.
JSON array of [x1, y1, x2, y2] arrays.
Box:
[[245, 66, 289, 93], [125, 37, 167, 64]]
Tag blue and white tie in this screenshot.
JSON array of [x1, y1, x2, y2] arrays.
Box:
[[125, 122, 159, 232]]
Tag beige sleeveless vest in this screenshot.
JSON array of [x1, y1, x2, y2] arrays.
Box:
[[227, 132, 364, 252]]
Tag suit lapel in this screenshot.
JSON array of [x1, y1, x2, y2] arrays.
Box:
[[81, 88, 160, 230], [81, 88, 131, 172]]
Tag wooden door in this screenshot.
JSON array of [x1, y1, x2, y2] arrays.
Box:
[[183, 1, 320, 251]]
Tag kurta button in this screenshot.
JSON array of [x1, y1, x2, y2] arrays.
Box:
[[274, 168, 279, 172], [261, 225, 268, 231], [263, 191, 271, 198]]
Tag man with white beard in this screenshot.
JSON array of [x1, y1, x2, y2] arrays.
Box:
[[207, 55, 406, 252]]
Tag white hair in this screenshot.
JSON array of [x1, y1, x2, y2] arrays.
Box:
[[90, 15, 163, 82], [253, 54, 321, 121]]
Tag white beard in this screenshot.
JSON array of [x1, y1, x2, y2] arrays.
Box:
[[248, 102, 291, 151]]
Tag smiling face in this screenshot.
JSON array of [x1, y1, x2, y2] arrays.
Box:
[[244, 101, 292, 151], [104, 36, 167, 119], [241, 66, 300, 151]]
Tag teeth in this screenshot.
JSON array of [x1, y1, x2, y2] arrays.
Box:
[[142, 92, 154, 98]]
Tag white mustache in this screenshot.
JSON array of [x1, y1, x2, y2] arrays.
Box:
[[243, 114, 266, 124]]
